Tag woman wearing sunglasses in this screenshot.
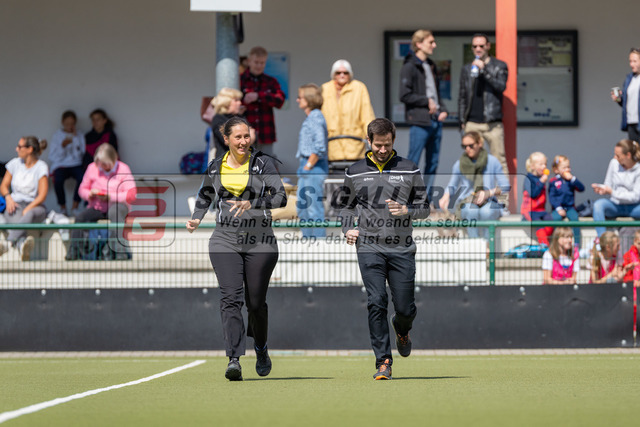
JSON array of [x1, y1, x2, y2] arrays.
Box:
[[321, 59, 375, 162], [0, 137, 49, 261]]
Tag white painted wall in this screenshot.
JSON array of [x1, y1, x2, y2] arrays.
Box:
[[1, 0, 638, 215]]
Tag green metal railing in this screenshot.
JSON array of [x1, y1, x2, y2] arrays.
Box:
[[2, 219, 639, 286]]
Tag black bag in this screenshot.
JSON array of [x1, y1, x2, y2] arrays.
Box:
[[576, 200, 593, 217], [80, 229, 114, 261], [179, 151, 207, 174]]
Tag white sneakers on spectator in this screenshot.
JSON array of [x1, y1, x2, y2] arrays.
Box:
[[21, 236, 34, 261], [0, 241, 8, 258], [0, 237, 34, 261], [47, 210, 71, 241]]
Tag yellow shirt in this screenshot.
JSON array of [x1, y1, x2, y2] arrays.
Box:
[[220, 152, 250, 197], [367, 152, 395, 172]]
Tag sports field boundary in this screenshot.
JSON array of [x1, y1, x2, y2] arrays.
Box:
[[0, 359, 206, 424], [1, 348, 640, 358]]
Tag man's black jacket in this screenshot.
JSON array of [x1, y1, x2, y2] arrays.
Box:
[[336, 151, 430, 248], [458, 57, 508, 125]]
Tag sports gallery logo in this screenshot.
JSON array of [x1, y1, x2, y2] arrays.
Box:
[[114, 176, 176, 246]]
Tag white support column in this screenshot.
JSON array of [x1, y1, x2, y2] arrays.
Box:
[[215, 12, 239, 93]]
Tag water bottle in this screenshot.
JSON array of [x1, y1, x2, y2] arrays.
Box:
[[470, 55, 480, 78]]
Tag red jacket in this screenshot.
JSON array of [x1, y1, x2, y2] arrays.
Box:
[[623, 245, 640, 283], [521, 173, 546, 220]]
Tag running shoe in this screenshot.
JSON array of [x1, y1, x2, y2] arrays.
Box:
[[392, 315, 412, 357], [255, 346, 272, 377], [373, 359, 392, 380], [225, 357, 243, 381]]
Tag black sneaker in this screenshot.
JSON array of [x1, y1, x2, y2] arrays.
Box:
[[255, 346, 272, 377], [225, 357, 243, 381], [373, 359, 392, 380], [392, 315, 412, 357]]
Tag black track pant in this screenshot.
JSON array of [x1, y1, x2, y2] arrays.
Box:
[[210, 247, 278, 358], [357, 249, 417, 367]]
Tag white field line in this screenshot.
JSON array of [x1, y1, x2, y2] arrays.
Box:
[[0, 359, 206, 424]]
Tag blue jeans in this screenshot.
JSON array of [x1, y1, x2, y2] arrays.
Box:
[[408, 122, 442, 195], [461, 202, 501, 239], [297, 158, 328, 238], [592, 198, 640, 237], [551, 207, 581, 246]]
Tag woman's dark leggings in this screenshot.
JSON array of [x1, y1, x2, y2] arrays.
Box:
[[210, 246, 278, 358]]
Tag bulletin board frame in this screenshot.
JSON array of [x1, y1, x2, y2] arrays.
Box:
[[384, 30, 579, 127]]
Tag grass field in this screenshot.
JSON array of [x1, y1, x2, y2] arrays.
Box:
[[1, 353, 639, 426]]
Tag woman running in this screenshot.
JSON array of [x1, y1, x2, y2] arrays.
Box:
[[187, 116, 286, 381]]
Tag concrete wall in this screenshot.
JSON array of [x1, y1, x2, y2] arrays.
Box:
[[1, 0, 638, 215]]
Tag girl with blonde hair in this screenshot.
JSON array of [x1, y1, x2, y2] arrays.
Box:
[[590, 231, 632, 283], [209, 88, 245, 161], [542, 227, 579, 284]]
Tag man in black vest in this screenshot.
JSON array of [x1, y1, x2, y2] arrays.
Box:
[[338, 118, 430, 380]]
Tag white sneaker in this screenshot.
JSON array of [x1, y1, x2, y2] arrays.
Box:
[[0, 241, 9, 257], [46, 210, 57, 224], [21, 236, 35, 261]]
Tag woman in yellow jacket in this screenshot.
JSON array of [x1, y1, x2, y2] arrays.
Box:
[[321, 59, 375, 162]]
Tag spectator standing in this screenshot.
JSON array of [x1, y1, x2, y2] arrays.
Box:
[[399, 29, 448, 193], [612, 48, 640, 142], [542, 227, 579, 285], [48, 110, 85, 216], [458, 34, 509, 175], [0, 137, 49, 261], [84, 109, 118, 170], [338, 118, 430, 380], [65, 143, 136, 261], [591, 139, 640, 237], [548, 155, 585, 246], [321, 60, 375, 162], [439, 131, 509, 239], [210, 88, 245, 161], [187, 117, 287, 381], [296, 84, 328, 238], [240, 46, 285, 156]]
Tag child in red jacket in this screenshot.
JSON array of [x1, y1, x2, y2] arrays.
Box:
[[521, 152, 552, 245], [623, 229, 640, 286]]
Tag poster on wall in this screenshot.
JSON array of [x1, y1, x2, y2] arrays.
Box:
[[264, 52, 290, 109], [384, 30, 578, 127]]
